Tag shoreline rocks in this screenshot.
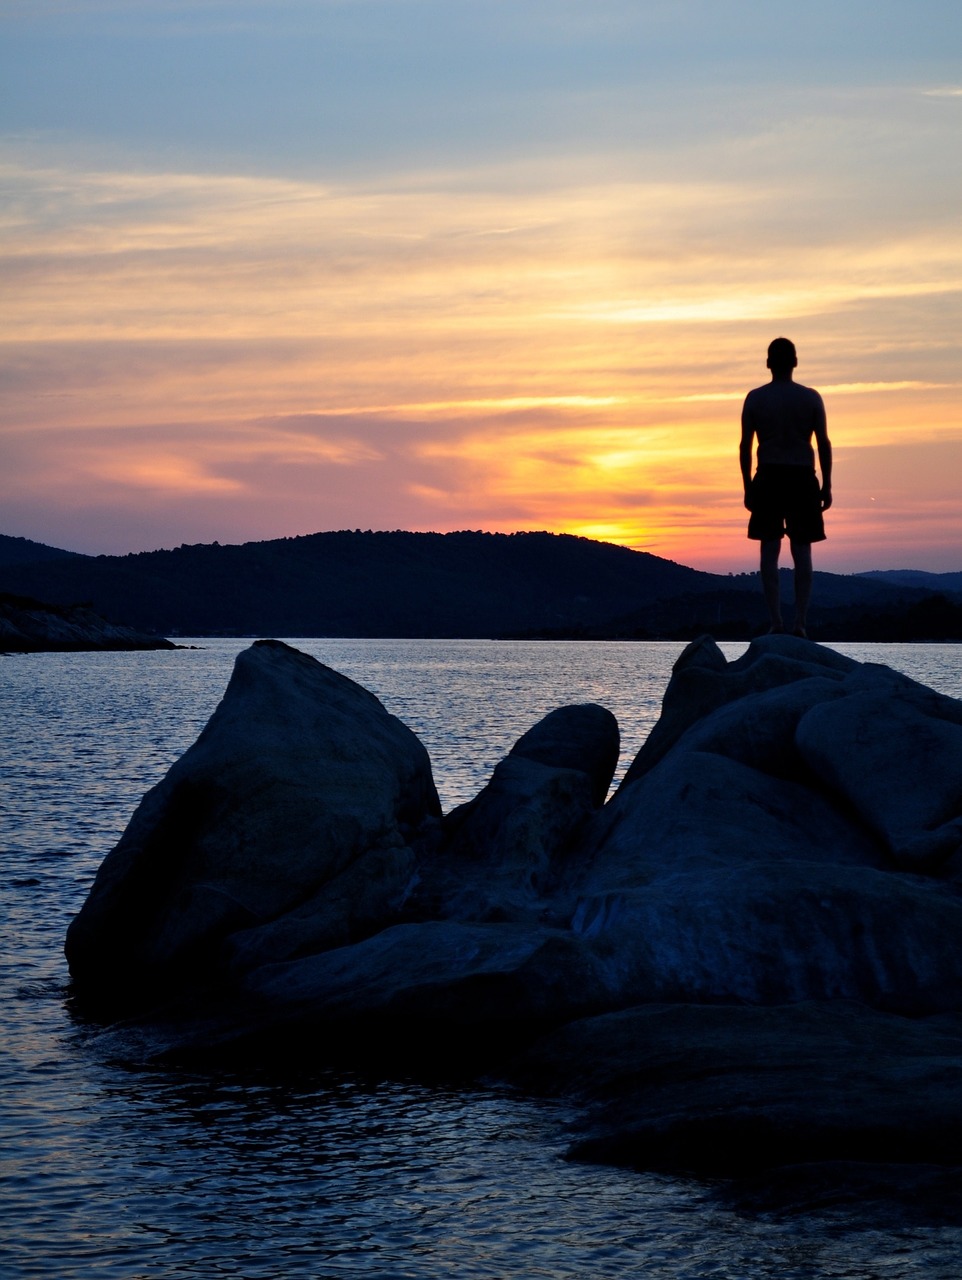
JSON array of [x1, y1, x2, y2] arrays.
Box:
[[66, 634, 962, 1188], [0, 592, 176, 652]]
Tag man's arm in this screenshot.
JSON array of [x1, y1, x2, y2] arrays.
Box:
[[739, 397, 755, 507], [813, 393, 832, 510]]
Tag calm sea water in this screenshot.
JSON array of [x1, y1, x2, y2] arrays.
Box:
[[3, 638, 962, 1279]]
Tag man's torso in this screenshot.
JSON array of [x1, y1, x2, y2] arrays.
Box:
[[744, 380, 823, 468]]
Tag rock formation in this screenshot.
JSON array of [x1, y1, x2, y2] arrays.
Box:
[[65, 640, 442, 1009], [0, 592, 175, 652], [67, 634, 962, 1184]]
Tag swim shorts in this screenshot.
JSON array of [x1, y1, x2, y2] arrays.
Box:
[[747, 464, 826, 542]]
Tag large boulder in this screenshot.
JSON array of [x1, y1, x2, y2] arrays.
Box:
[[424, 755, 598, 922], [223, 843, 419, 974], [797, 690, 962, 869], [570, 862, 962, 1012], [575, 746, 884, 896], [65, 639, 441, 1010], [67, 633, 962, 1188], [560, 637, 962, 1009]]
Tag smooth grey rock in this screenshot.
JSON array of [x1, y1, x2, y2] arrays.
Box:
[[86, 920, 615, 1064], [797, 691, 962, 869], [417, 703, 620, 923], [620, 633, 856, 789], [727, 631, 859, 677], [667, 675, 848, 779], [575, 749, 883, 897], [65, 639, 440, 1008], [427, 755, 597, 922], [842, 660, 962, 729], [570, 862, 962, 1013], [65, 632, 962, 1187], [223, 844, 420, 972]]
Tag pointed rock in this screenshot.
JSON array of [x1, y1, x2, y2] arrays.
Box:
[[65, 640, 440, 1010], [422, 704, 619, 921], [509, 702, 620, 807]]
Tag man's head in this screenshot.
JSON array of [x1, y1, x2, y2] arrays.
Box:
[[767, 337, 797, 375]]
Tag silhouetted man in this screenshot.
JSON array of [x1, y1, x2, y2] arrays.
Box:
[[740, 337, 832, 637]]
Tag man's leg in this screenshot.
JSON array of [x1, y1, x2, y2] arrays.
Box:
[[789, 539, 813, 636], [760, 539, 784, 631]]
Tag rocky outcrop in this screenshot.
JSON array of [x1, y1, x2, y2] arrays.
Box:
[[0, 592, 175, 652], [562, 638, 962, 1014], [67, 633, 962, 1185]]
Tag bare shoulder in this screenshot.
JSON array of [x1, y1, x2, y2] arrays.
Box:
[[794, 381, 825, 406], [743, 383, 770, 407]]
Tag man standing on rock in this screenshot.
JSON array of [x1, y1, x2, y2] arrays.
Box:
[[740, 337, 832, 638]]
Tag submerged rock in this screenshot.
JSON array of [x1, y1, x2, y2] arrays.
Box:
[[511, 1001, 962, 1173], [66, 633, 962, 1185]]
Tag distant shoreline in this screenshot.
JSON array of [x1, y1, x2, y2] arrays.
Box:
[[0, 593, 178, 653]]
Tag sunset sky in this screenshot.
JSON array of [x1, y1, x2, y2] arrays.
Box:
[[2, 1, 960, 573]]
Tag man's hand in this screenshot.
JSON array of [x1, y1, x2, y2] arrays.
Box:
[[820, 486, 833, 511]]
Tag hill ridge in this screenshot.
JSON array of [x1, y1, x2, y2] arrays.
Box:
[[1, 529, 959, 641]]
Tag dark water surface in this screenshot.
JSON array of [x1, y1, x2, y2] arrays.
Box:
[[4, 639, 962, 1278]]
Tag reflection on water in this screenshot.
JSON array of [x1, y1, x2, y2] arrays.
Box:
[[3, 639, 962, 1278]]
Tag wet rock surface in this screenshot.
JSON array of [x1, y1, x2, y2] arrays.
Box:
[[67, 634, 962, 1196]]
